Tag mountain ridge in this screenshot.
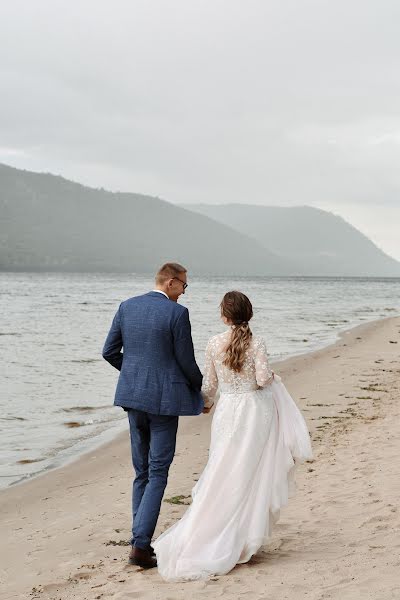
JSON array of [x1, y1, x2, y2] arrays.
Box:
[[182, 202, 400, 277], [1, 162, 399, 276], [0, 163, 293, 275]]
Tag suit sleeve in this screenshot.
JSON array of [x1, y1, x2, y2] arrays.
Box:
[[102, 304, 123, 371], [173, 308, 203, 390]]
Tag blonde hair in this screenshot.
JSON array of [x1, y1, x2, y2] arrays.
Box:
[[155, 262, 187, 285], [220, 291, 253, 372]]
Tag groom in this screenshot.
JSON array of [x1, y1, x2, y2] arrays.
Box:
[[102, 262, 204, 569]]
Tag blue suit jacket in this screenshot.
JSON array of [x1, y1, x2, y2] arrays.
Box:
[[102, 291, 204, 416]]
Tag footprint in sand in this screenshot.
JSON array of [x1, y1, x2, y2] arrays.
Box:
[[360, 515, 391, 529], [70, 571, 94, 581]]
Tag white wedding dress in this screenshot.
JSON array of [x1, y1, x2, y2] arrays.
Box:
[[154, 330, 312, 582]]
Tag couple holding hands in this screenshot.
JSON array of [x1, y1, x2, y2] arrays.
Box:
[[103, 262, 312, 581]]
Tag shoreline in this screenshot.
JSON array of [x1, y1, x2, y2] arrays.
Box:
[[3, 313, 397, 493], [1, 314, 400, 599]]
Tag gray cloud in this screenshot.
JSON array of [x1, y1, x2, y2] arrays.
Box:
[[1, 0, 399, 258]]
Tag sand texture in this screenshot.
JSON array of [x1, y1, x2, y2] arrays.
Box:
[[1, 317, 399, 600]]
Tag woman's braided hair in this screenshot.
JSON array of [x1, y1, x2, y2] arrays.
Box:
[[220, 291, 253, 372]]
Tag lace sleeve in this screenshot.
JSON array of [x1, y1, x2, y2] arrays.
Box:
[[201, 339, 218, 408], [254, 338, 274, 387]]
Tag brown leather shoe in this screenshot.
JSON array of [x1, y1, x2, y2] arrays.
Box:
[[128, 545, 157, 569]]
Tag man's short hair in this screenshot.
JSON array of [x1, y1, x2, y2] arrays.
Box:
[[155, 262, 187, 285]]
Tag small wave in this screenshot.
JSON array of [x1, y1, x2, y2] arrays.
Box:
[[321, 319, 349, 325], [70, 358, 100, 363], [0, 416, 27, 421], [60, 405, 110, 413], [0, 332, 21, 336], [17, 458, 45, 464]]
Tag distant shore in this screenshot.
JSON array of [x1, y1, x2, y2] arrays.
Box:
[[1, 315, 400, 600]]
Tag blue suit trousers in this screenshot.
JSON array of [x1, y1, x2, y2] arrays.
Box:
[[127, 409, 179, 549]]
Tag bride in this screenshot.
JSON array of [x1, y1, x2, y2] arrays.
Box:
[[154, 291, 312, 581]]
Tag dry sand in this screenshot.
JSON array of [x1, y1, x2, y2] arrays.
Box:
[[1, 316, 400, 600]]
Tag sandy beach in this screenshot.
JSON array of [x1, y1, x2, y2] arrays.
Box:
[[1, 316, 400, 600]]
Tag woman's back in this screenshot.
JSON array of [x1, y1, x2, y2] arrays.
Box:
[[202, 330, 274, 399]]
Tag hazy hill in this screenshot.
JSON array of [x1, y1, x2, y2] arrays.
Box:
[[183, 204, 400, 277], [0, 164, 292, 275]]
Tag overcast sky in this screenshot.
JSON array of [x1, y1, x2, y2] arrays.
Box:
[[1, 1, 400, 259]]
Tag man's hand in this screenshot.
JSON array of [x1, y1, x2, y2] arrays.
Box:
[[202, 403, 214, 414]]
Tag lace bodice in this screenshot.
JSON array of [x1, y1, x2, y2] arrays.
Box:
[[201, 330, 274, 407]]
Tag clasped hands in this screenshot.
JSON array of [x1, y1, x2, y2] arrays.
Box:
[[202, 403, 214, 414]]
